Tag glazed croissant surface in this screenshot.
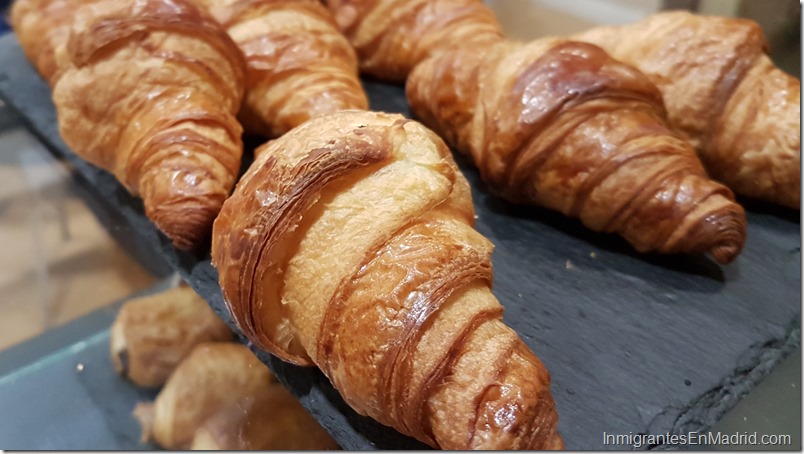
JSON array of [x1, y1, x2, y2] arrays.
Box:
[[574, 11, 800, 209], [110, 286, 233, 388], [189, 0, 368, 137], [326, 0, 747, 263], [212, 110, 563, 450], [15, 0, 246, 249], [9, 0, 79, 84]]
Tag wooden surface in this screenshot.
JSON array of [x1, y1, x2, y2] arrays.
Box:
[[0, 34, 799, 450]]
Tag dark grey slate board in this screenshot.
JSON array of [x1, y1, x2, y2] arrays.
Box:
[[0, 33, 800, 450]]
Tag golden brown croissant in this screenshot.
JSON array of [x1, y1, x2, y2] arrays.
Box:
[[110, 287, 233, 388], [9, 0, 79, 85], [326, 0, 747, 263], [37, 0, 246, 249], [212, 110, 563, 450], [134, 343, 275, 450], [325, 0, 503, 82], [188, 0, 368, 137], [189, 385, 340, 450], [574, 11, 800, 209], [407, 38, 747, 263]]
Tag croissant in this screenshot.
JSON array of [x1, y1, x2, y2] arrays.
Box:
[[134, 343, 275, 450], [9, 0, 78, 85], [189, 384, 340, 450], [187, 0, 368, 137], [212, 110, 563, 450], [325, 0, 747, 263], [408, 38, 748, 263], [325, 0, 503, 82], [110, 286, 233, 388], [32, 0, 246, 249], [573, 11, 800, 209]]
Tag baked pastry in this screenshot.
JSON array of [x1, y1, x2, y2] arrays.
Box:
[[212, 110, 563, 450], [188, 0, 368, 137], [134, 343, 275, 449], [9, 0, 78, 84], [325, 0, 747, 263], [19, 0, 246, 249], [110, 286, 233, 388], [325, 0, 503, 82], [407, 38, 747, 263], [574, 11, 800, 208], [189, 384, 339, 450]]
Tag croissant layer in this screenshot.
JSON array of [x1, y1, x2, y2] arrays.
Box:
[[212, 110, 563, 449], [575, 11, 800, 208]]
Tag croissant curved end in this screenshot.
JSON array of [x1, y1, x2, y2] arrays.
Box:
[[707, 212, 747, 265], [144, 192, 222, 250]]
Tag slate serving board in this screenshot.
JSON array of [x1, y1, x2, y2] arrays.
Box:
[[0, 33, 800, 450]]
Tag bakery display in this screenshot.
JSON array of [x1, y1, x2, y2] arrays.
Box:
[[212, 110, 563, 450], [2, 0, 799, 450], [188, 0, 368, 137], [110, 286, 233, 388], [327, 0, 748, 263], [11, 0, 246, 250], [574, 11, 800, 209]]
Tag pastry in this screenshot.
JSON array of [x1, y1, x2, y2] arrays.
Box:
[[575, 11, 800, 208], [212, 110, 563, 450]]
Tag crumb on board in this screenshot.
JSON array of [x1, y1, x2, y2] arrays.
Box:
[[565, 259, 574, 270], [590, 252, 597, 259], [76, 363, 85, 372]]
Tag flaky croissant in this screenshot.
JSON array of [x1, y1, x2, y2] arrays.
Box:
[[34, 0, 246, 249], [407, 38, 747, 263], [110, 286, 233, 388], [326, 0, 746, 263], [9, 0, 78, 85], [574, 11, 800, 209], [134, 343, 275, 450], [212, 110, 563, 450], [325, 0, 503, 82], [188, 0, 368, 137]]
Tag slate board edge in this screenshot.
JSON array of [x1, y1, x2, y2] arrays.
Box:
[[0, 32, 799, 450], [657, 317, 800, 450]]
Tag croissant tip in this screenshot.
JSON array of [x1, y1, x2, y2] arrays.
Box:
[[707, 212, 747, 265], [145, 199, 220, 251], [710, 241, 742, 265]]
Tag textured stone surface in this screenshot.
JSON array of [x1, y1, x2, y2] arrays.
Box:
[[0, 34, 799, 450]]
